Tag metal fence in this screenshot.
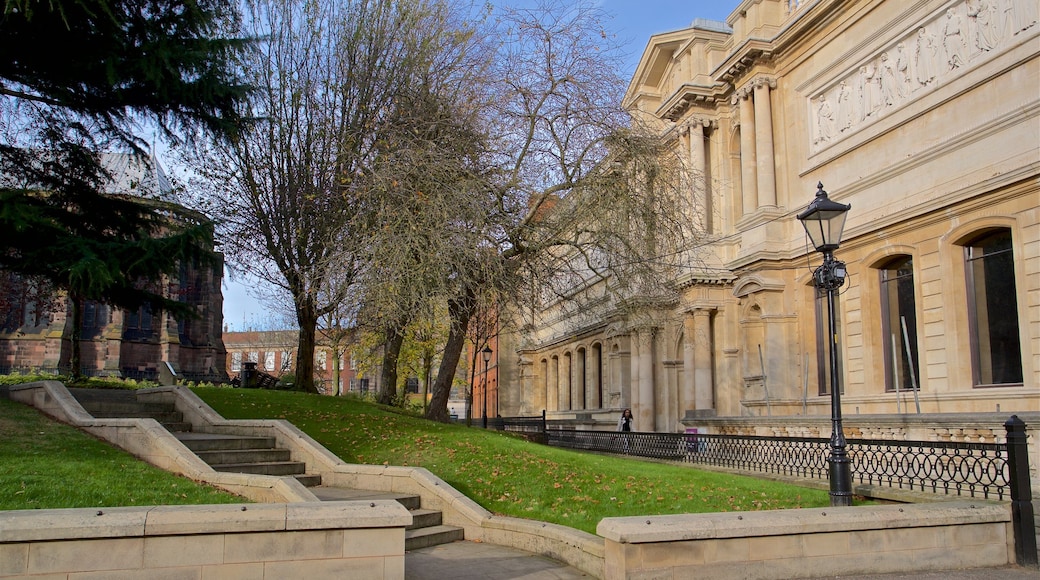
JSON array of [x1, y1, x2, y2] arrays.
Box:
[[495, 412, 1034, 503], [544, 428, 1014, 499], [531, 415, 1035, 568]]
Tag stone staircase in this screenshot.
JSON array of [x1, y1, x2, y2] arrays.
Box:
[[175, 432, 323, 487], [67, 388, 464, 550], [310, 487, 465, 551]]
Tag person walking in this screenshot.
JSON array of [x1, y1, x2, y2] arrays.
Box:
[[617, 408, 633, 453]]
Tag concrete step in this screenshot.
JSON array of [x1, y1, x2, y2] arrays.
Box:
[[294, 473, 322, 487], [161, 422, 193, 433], [194, 448, 292, 465], [405, 525, 465, 551], [309, 487, 422, 510], [175, 433, 278, 452], [407, 508, 443, 530], [210, 461, 307, 476], [69, 388, 191, 431]]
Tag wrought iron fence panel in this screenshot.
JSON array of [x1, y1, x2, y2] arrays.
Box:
[[543, 428, 1010, 499], [847, 439, 1008, 499]]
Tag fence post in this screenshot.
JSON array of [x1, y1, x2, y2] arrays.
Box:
[[541, 409, 547, 435], [1005, 415, 1038, 568]]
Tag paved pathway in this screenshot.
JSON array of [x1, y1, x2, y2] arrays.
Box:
[[405, 540, 590, 579], [404, 540, 1038, 580]]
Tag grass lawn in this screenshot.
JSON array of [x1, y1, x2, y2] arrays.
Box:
[[0, 398, 247, 510], [194, 387, 831, 534], [0, 383, 832, 533]]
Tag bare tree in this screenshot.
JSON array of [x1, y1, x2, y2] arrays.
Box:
[[419, 1, 698, 421], [185, 0, 476, 393]]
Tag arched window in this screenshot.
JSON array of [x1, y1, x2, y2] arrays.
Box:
[[963, 229, 1022, 385], [879, 256, 919, 392]]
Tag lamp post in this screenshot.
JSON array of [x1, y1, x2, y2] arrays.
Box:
[[481, 345, 492, 429], [797, 182, 853, 507]]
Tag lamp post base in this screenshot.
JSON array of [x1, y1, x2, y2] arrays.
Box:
[[828, 437, 853, 507]]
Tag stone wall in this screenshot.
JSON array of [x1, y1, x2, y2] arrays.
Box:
[[598, 502, 1015, 580], [0, 502, 410, 579]]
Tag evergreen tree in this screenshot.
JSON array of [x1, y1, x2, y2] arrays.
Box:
[[0, 0, 251, 375]]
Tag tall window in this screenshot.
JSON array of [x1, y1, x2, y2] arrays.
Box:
[[879, 256, 919, 392], [964, 230, 1022, 385], [231, 351, 242, 372], [814, 287, 844, 395]]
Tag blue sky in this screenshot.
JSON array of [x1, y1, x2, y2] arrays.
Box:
[[222, 1, 737, 330]]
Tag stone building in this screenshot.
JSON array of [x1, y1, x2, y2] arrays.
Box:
[[501, 0, 1038, 434], [222, 329, 361, 395], [0, 154, 228, 382]]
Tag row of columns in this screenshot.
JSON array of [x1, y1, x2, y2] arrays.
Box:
[[681, 117, 715, 233], [545, 348, 603, 412], [734, 77, 777, 215], [629, 308, 715, 432]]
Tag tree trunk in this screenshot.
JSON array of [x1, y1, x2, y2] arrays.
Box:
[[68, 293, 83, 379], [332, 344, 341, 395], [378, 324, 406, 405], [295, 297, 319, 394], [426, 286, 476, 422], [421, 347, 433, 415]]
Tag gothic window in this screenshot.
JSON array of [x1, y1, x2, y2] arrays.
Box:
[[963, 229, 1022, 386], [80, 301, 108, 339], [124, 304, 156, 341], [879, 256, 919, 392]]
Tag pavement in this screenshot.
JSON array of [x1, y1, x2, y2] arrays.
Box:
[[405, 540, 590, 579], [403, 540, 1039, 580]]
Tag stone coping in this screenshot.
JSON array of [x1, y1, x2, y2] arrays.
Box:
[[0, 500, 411, 543], [596, 501, 1009, 543]]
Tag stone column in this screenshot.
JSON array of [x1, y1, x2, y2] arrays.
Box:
[[693, 309, 715, 412], [561, 354, 572, 410], [587, 346, 601, 410], [687, 119, 709, 232], [682, 314, 697, 413], [628, 337, 640, 413], [574, 349, 586, 411], [548, 356, 558, 412], [737, 89, 758, 216], [753, 79, 777, 208], [636, 328, 656, 431]]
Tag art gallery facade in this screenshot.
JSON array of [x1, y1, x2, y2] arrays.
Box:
[[497, 0, 1039, 437]]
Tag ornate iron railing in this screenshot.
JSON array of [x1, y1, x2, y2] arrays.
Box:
[[544, 429, 1011, 500]]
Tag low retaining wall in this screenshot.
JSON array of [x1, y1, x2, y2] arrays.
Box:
[[0, 501, 411, 579], [597, 501, 1014, 580]]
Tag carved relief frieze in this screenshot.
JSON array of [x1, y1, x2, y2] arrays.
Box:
[[810, 0, 1037, 150]]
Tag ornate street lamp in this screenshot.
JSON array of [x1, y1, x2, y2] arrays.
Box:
[[482, 345, 493, 429], [797, 182, 853, 507]]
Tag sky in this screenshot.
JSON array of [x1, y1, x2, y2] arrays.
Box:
[[221, 0, 737, 331]]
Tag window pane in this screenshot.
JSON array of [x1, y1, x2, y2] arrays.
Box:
[[880, 257, 919, 392], [814, 286, 843, 395], [966, 231, 1022, 385]]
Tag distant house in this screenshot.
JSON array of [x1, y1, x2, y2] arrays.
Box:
[[222, 328, 362, 395], [0, 154, 227, 382]]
